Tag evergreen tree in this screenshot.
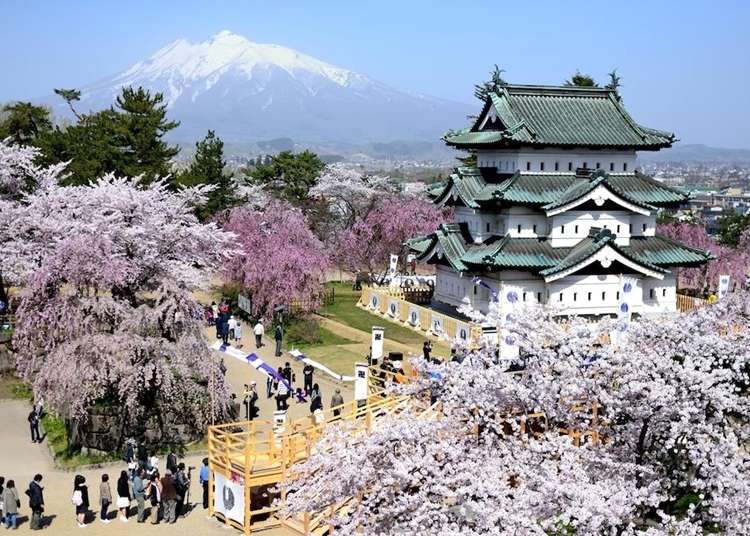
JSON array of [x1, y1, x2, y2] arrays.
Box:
[[473, 65, 506, 102], [717, 210, 750, 247], [39, 86, 180, 186], [563, 71, 598, 87], [176, 130, 235, 220], [115, 87, 180, 185], [0, 102, 53, 145], [250, 150, 325, 204]]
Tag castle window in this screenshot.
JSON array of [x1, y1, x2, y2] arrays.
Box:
[[537, 292, 542, 302], [629, 224, 632, 234], [532, 224, 537, 233], [568, 162, 573, 171], [522, 291, 527, 302], [583, 162, 588, 169], [616, 291, 620, 300], [650, 289, 655, 299], [662, 289, 667, 297], [587, 292, 592, 301], [609, 162, 615, 171], [486, 222, 490, 233], [561, 225, 565, 234], [623, 162, 628, 172], [540, 162, 545, 171], [559, 293, 563, 302], [554, 161, 559, 171], [617, 224, 621, 233], [596, 162, 601, 169], [574, 225, 579, 234], [517, 224, 521, 233], [642, 223, 647, 232], [526, 161, 531, 171], [601, 291, 606, 301], [473, 286, 477, 295], [573, 292, 577, 302]]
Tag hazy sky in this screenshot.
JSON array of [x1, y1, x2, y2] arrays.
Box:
[[2, 0, 749, 148]]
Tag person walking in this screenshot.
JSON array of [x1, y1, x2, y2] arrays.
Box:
[[116, 470, 130, 522], [274, 324, 283, 356], [160, 470, 178, 524], [234, 319, 243, 348], [26, 474, 44, 530], [310, 383, 323, 414], [0, 476, 5, 525], [423, 340, 432, 361], [243, 383, 258, 420], [227, 315, 237, 342], [276, 377, 289, 411], [132, 469, 146, 523], [266, 373, 274, 399], [99, 474, 112, 524], [72, 474, 90, 528], [303, 363, 314, 396], [283, 362, 294, 389], [166, 450, 178, 475], [28, 409, 41, 443], [2, 480, 19, 529], [146, 471, 161, 525], [331, 388, 344, 417], [199, 458, 209, 510], [253, 319, 264, 348], [175, 463, 190, 518]]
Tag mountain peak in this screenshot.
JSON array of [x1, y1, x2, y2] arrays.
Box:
[[55, 32, 471, 143]]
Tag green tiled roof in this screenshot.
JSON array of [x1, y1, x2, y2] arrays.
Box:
[[445, 84, 675, 150], [431, 167, 687, 210], [627, 235, 714, 265], [406, 226, 710, 275], [539, 229, 666, 278]]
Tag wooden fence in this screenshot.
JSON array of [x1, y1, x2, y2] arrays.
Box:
[[676, 293, 708, 313]]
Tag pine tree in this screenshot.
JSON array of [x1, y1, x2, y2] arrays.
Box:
[[563, 71, 598, 87], [115, 87, 180, 185], [250, 150, 325, 204], [0, 102, 53, 145], [176, 130, 235, 220]]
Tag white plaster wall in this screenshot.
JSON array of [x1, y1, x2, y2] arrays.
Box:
[[550, 211, 632, 247], [434, 266, 489, 310], [502, 207, 549, 238], [630, 214, 657, 237], [476, 148, 637, 175], [641, 273, 677, 313]]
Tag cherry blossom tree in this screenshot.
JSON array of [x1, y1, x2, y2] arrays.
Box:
[[334, 196, 451, 274], [658, 222, 748, 291], [2, 162, 234, 447], [282, 296, 750, 534], [222, 200, 329, 318]]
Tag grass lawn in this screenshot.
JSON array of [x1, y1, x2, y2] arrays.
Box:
[[0, 374, 33, 400], [320, 282, 434, 348]]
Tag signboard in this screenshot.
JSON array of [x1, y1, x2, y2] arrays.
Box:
[[408, 307, 420, 327], [237, 294, 252, 315], [214, 472, 245, 524], [499, 288, 520, 360], [354, 363, 368, 402], [388, 299, 399, 317], [718, 274, 730, 299], [369, 294, 380, 311], [456, 321, 470, 342], [371, 326, 385, 362]]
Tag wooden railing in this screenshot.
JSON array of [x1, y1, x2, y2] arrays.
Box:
[[676, 293, 708, 313]]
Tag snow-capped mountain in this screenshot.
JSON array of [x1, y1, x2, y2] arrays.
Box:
[[50, 31, 471, 143]]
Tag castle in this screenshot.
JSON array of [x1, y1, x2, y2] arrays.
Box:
[[408, 84, 711, 317]]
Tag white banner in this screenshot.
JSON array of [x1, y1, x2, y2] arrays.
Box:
[[214, 472, 245, 524], [371, 327, 385, 362], [718, 274, 730, 299], [455, 321, 470, 343], [499, 288, 520, 360], [430, 314, 444, 336], [408, 306, 420, 327], [388, 254, 399, 274], [354, 363, 368, 402], [618, 276, 637, 322]]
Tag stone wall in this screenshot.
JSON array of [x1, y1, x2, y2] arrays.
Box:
[[73, 405, 204, 456]]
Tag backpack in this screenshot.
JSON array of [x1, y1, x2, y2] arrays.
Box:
[[71, 489, 83, 506]]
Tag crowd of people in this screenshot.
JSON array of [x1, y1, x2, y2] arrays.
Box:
[[0, 443, 211, 530]]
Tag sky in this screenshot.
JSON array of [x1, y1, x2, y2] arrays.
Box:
[[1, 0, 749, 148]]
